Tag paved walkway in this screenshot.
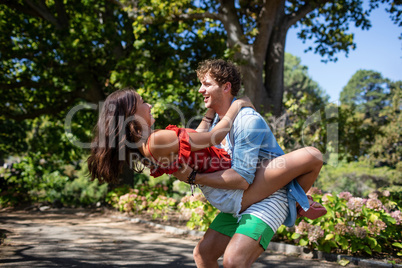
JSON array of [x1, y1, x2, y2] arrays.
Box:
[[0, 208, 351, 267]]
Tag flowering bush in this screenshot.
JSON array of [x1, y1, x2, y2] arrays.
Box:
[[148, 195, 177, 220], [276, 188, 402, 257], [108, 184, 401, 259], [178, 193, 219, 231], [107, 183, 177, 220]]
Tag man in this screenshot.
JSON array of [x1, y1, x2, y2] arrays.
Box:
[[174, 59, 320, 267]]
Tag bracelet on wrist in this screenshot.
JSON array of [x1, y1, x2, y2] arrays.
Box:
[[204, 115, 214, 121], [187, 169, 197, 185], [202, 118, 212, 124], [187, 169, 198, 196]]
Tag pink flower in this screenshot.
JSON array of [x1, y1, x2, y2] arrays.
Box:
[[367, 220, 387, 236], [123, 202, 133, 212], [352, 226, 367, 239], [295, 220, 310, 234], [307, 187, 322, 195], [368, 191, 379, 199], [390, 210, 402, 225], [119, 193, 129, 202], [307, 225, 324, 244], [366, 198, 384, 211], [382, 190, 391, 197], [194, 207, 204, 217], [322, 193, 333, 204], [334, 223, 350, 235], [190, 193, 207, 202], [347, 197, 365, 214], [338, 192, 353, 201], [180, 195, 190, 203]]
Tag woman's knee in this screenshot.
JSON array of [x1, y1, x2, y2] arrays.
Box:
[[304, 146, 323, 166]]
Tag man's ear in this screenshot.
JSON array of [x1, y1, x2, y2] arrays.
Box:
[[223, 82, 232, 93]]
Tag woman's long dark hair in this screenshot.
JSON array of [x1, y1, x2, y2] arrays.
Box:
[[87, 88, 146, 183]]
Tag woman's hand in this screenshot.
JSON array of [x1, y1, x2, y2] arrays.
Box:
[[172, 163, 194, 182], [234, 96, 255, 110], [205, 108, 216, 118]]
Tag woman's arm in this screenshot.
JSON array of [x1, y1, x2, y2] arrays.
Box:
[[195, 109, 216, 133], [188, 98, 254, 151], [147, 98, 254, 160]]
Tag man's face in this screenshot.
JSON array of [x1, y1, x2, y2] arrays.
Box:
[[198, 73, 225, 110]]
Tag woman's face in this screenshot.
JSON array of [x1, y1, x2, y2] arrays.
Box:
[[135, 93, 155, 127]]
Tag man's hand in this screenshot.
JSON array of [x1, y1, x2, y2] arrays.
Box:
[[172, 163, 195, 182]]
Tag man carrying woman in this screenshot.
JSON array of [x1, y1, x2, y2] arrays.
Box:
[[173, 59, 325, 267], [88, 59, 326, 268]]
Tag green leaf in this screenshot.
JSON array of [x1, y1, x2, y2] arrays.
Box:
[[392, 242, 402, 249], [291, 233, 301, 239], [72, 39, 80, 47], [299, 238, 309, 246], [386, 216, 396, 225], [367, 237, 377, 249], [276, 225, 286, 234], [339, 237, 349, 250], [325, 234, 334, 240], [369, 213, 379, 222], [373, 244, 382, 253], [364, 245, 372, 255], [338, 258, 350, 266]]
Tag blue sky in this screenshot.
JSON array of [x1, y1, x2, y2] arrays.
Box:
[[285, 7, 401, 102]]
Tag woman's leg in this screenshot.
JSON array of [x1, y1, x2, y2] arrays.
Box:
[[241, 146, 323, 211]]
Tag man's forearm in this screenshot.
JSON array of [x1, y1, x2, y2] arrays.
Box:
[[195, 169, 249, 190]]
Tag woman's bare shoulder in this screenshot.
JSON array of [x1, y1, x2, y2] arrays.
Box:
[[148, 130, 179, 156]]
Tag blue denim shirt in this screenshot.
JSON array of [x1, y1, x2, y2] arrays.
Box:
[[213, 104, 309, 227]]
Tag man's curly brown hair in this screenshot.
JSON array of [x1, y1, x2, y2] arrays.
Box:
[[196, 59, 241, 96]]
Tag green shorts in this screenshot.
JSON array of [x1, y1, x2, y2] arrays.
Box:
[[209, 212, 274, 250]]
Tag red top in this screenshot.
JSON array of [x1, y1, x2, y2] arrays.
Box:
[[148, 125, 231, 177]]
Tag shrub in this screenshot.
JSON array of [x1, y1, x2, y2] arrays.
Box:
[[108, 182, 178, 221], [316, 162, 401, 196], [62, 176, 108, 206], [178, 193, 219, 231], [0, 156, 108, 207], [276, 188, 402, 257]]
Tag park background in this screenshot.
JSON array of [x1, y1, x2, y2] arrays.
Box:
[[0, 0, 401, 264]]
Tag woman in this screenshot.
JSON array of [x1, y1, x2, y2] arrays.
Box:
[[87, 88, 326, 219]]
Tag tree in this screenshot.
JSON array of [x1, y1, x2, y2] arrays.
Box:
[[340, 70, 391, 124], [338, 70, 401, 164], [368, 81, 402, 169], [283, 53, 329, 112], [272, 53, 330, 152], [0, 0, 225, 125], [119, 0, 401, 116], [2, 1, 400, 122], [0, 0, 228, 162]]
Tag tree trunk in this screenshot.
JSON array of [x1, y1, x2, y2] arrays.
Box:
[[228, 0, 287, 117], [240, 63, 268, 113], [264, 15, 288, 117]]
